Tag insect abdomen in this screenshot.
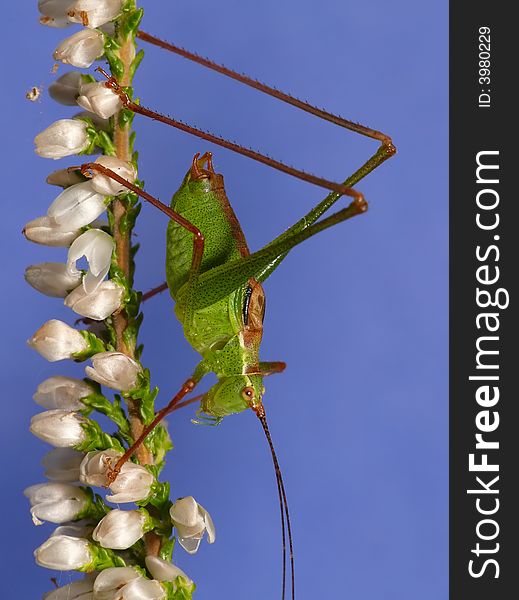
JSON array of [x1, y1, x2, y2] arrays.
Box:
[[166, 170, 249, 300]]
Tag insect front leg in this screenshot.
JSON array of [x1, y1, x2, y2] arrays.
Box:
[[78, 162, 209, 479]]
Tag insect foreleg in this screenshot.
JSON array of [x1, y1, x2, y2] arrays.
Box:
[[79, 161, 202, 326]]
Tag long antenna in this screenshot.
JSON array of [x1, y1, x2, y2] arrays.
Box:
[[255, 405, 295, 600]]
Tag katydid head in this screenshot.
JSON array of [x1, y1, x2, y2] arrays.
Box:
[[201, 374, 265, 418]]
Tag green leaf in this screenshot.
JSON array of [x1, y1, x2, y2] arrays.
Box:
[[118, 106, 135, 128], [159, 537, 175, 562], [81, 392, 132, 440], [162, 578, 196, 600], [76, 418, 125, 453], [130, 49, 145, 78], [73, 331, 106, 362], [95, 131, 117, 156], [77, 487, 111, 522], [82, 544, 126, 572], [121, 7, 144, 38], [145, 480, 171, 511]]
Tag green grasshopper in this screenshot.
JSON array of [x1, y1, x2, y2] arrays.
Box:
[[81, 32, 395, 600]]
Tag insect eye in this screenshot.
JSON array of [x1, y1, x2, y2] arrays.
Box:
[[241, 386, 255, 402]]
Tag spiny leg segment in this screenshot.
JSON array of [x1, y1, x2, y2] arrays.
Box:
[[99, 30, 395, 204], [98, 68, 379, 203]]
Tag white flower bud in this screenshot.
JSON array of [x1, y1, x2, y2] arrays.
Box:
[[67, 229, 114, 293], [24, 482, 88, 525], [34, 534, 92, 570], [48, 71, 82, 105], [31, 410, 87, 447], [46, 168, 86, 188], [93, 567, 141, 599], [85, 352, 141, 391], [77, 81, 122, 119], [68, 0, 123, 29], [105, 460, 154, 503], [65, 280, 124, 321], [48, 181, 107, 231], [43, 575, 95, 600], [35, 119, 90, 159], [23, 215, 80, 247], [145, 556, 192, 586], [54, 28, 105, 68], [28, 319, 88, 362], [25, 262, 82, 298], [79, 450, 154, 503], [169, 497, 216, 554], [34, 376, 94, 410], [119, 578, 165, 600], [42, 448, 85, 482], [91, 156, 137, 196], [93, 509, 146, 549]]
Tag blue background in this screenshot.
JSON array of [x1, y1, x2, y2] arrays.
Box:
[[1, 1, 447, 598]]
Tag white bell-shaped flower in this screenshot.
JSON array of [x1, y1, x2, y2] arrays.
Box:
[[35, 119, 90, 160], [85, 351, 141, 391], [79, 449, 119, 487], [42, 448, 84, 482], [48, 181, 107, 232], [48, 71, 82, 106], [169, 496, 216, 554], [43, 574, 95, 600], [34, 375, 94, 410], [145, 556, 192, 586], [28, 319, 88, 362], [24, 482, 88, 525], [91, 156, 137, 196], [68, 0, 123, 29], [34, 534, 92, 570], [23, 215, 80, 247], [79, 450, 154, 503], [54, 28, 105, 68], [65, 280, 123, 321], [77, 81, 122, 119], [25, 262, 82, 298], [93, 509, 146, 550], [30, 410, 87, 447], [67, 229, 114, 293], [93, 567, 141, 599]]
